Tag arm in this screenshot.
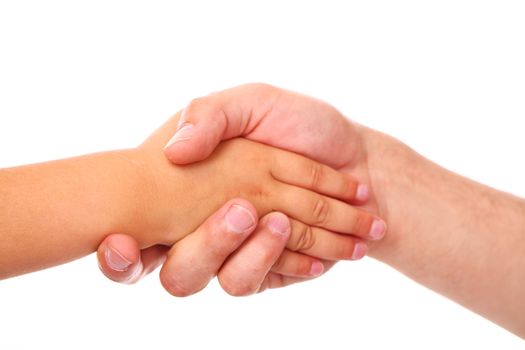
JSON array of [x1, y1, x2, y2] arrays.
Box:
[[1, 114, 380, 280], [362, 127, 525, 337], [99, 84, 372, 291], [120, 84, 523, 335], [0, 150, 148, 279]]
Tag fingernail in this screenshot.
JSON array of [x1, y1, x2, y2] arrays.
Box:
[[309, 261, 324, 276], [225, 204, 256, 234], [352, 242, 368, 260], [355, 184, 370, 202], [369, 219, 387, 240], [105, 247, 132, 272], [267, 213, 290, 236], [164, 123, 194, 149]]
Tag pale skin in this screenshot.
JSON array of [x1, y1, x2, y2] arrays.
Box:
[[0, 113, 385, 280], [100, 84, 525, 337]]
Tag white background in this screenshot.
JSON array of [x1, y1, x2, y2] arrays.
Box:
[[1, 1, 524, 348]]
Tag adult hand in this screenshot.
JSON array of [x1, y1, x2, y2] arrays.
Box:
[[98, 198, 327, 294], [99, 83, 525, 336], [98, 83, 381, 295]]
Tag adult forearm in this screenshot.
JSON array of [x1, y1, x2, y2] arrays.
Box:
[[0, 150, 148, 279], [363, 128, 525, 337]]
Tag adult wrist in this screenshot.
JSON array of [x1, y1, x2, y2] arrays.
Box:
[[356, 125, 433, 262]]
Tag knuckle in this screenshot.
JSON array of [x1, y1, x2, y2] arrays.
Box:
[[294, 224, 316, 252], [246, 185, 271, 208], [308, 161, 323, 189], [311, 197, 330, 225]]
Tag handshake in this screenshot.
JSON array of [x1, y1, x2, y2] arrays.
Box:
[[0, 83, 387, 294], [1, 84, 524, 337], [98, 85, 388, 296]]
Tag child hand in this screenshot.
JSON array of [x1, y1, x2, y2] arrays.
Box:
[[131, 116, 385, 250]]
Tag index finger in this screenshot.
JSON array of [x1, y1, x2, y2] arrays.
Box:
[[270, 151, 369, 202]]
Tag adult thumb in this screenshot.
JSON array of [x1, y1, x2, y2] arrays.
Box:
[[163, 102, 229, 165], [163, 83, 279, 164]]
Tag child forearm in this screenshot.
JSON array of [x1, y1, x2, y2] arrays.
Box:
[[0, 113, 380, 283], [0, 150, 148, 279]]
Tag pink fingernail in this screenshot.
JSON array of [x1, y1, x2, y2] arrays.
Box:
[[164, 123, 194, 149], [105, 247, 132, 272], [267, 213, 290, 236], [355, 184, 370, 202], [369, 219, 387, 240], [225, 204, 256, 234], [309, 261, 324, 276], [352, 242, 368, 260]]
